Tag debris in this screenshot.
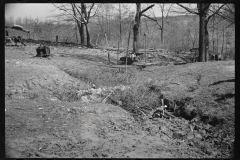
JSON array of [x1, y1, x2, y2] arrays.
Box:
[[164, 111, 176, 119], [190, 125, 194, 132], [81, 96, 90, 103], [102, 92, 113, 104], [102, 153, 108, 157], [187, 132, 194, 140], [50, 97, 58, 101], [188, 141, 194, 146], [200, 129, 206, 135], [194, 133, 203, 140], [204, 124, 211, 130], [13, 106, 23, 110]]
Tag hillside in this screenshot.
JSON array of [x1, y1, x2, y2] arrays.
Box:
[[5, 43, 234, 158]]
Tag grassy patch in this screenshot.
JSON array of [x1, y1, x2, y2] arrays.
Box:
[[51, 84, 81, 102], [111, 81, 163, 122], [63, 68, 135, 88]]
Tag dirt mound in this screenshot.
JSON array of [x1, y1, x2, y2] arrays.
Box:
[[5, 46, 234, 158], [5, 58, 90, 99], [5, 97, 212, 158]]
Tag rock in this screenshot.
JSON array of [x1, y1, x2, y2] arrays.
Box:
[[204, 124, 211, 130], [200, 129, 206, 135], [102, 153, 108, 157], [187, 132, 194, 140], [184, 120, 189, 125], [81, 96, 90, 103], [172, 131, 186, 140], [159, 125, 168, 132], [194, 133, 202, 140], [191, 116, 200, 123]]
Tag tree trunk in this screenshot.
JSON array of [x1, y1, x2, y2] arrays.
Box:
[[80, 23, 84, 46], [204, 20, 209, 62], [80, 3, 85, 46], [119, 3, 122, 48], [216, 16, 219, 53], [72, 4, 84, 46], [198, 4, 206, 62], [161, 10, 164, 44], [212, 14, 215, 52], [85, 24, 92, 48], [133, 4, 141, 54], [75, 24, 78, 44], [221, 26, 225, 56], [161, 29, 163, 44]]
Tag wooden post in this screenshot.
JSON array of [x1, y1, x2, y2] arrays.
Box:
[[125, 26, 131, 82], [117, 34, 120, 65], [144, 32, 147, 63], [95, 33, 99, 46], [108, 52, 111, 64], [56, 35, 58, 43], [105, 34, 109, 47]]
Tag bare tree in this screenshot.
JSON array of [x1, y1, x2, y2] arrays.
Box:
[[148, 4, 173, 44], [177, 3, 226, 62], [187, 15, 198, 48], [71, 4, 84, 46], [53, 3, 99, 48], [133, 3, 155, 54], [74, 3, 99, 48]]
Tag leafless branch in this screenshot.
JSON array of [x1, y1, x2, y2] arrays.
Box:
[[165, 4, 173, 19], [177, 3, 199, 15], [208, 4, 226, 21], [53, 4, 82, 23], [90, 5, 100, 19], [140, 4, 155, 15], [209, 7, 234, 23], [142, 14, 157, 22], [87, 3, 95, 19]]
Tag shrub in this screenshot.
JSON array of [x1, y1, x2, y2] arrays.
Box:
[[111, 81, 163, 122]]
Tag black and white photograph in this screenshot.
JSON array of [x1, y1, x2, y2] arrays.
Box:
[[5, 3, 235, 158]]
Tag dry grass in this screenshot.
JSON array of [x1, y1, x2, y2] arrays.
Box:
[[63, 68, 135, 88]]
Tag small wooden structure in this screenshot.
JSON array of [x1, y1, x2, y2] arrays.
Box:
[[36, 44, 51, 57]]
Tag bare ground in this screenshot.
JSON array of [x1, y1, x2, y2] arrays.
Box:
[[5, 45, 235, 158]]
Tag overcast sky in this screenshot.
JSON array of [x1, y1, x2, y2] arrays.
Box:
[[5, 4, 58, 20], [5, 3, 187, 22]]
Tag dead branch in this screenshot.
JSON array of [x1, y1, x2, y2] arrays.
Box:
[[140, 4, 155, 15], [208, 4, 226, 21], [177, 3, 199, 15], [102, 92, 113, 104], [164, 111, 176, 119], [142, 14, 157, 21]]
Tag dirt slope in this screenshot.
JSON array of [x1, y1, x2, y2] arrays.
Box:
[[5, 45, 234, 158]]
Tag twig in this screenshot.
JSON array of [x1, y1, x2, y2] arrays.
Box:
[[161, 130, 172, 138], [102, 92, 113, 104], [164, 111, 176, 119]]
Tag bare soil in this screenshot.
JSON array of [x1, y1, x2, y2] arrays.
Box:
[[5, 45, 235, 158]]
